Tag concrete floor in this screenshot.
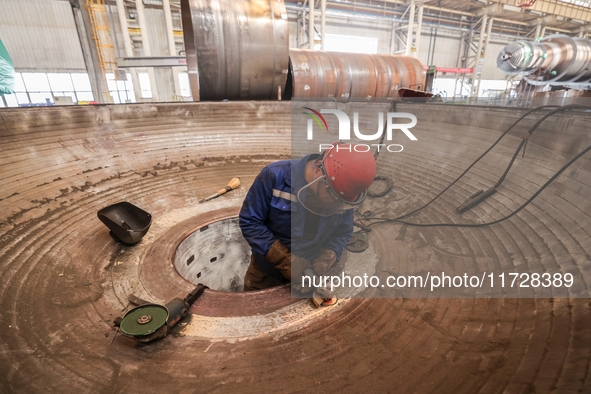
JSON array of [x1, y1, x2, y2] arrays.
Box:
[[1, 101, 590, 393]]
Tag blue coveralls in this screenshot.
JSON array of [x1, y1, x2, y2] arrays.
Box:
[[239, 154, 354, 280]]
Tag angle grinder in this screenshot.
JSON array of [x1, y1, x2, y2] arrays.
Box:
[[113, 284, 207, 343]]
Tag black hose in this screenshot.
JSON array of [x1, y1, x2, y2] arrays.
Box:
[[367, 176, 392, 198], [365, 105, 591, 228], [384, 105, 560, 222], [494, 105, 590, 189], [368, 143, 591, 228]]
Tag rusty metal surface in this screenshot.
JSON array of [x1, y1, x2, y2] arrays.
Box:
[[1, 102, 591, 392], [288, 49, 426, 99], [181, 0, 289, 100]]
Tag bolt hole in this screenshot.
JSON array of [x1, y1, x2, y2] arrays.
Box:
[[197, 272, 201, 278], [210, 256, 217, 263], [186, 255, 195, 266]]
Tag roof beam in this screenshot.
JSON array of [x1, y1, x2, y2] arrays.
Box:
[[475, 3, 505, 17], [571, 24, 591, 34], [494, 0, 591, 23]]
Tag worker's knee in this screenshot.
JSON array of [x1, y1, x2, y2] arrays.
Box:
[[243, 255, 283, 291]]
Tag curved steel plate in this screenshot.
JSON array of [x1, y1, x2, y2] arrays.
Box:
[[289, 49, 425, 100], [181, 0, 289, 100]]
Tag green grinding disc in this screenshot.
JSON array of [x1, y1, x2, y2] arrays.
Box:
[[120, 304, 168, 336]]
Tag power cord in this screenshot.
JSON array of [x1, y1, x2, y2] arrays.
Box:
[[365, 104, 591, 228]]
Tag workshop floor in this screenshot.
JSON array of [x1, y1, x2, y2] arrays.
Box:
[[1, 101, 590, 393]]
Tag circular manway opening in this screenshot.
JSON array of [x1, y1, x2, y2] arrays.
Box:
[[173, 217, 251, 292]]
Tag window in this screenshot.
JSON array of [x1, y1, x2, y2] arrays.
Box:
[[323, 33, 378, 54], [8, 73, 31, 105], [431, 78, 458, 99], [3, 93, 17, 107], [53, 92, 77, 105], [1, 72, 95, 106], [13, 73, 26, 92], [22, 73, 51, 92], [29, 92, 53, 104], [178, 72, 191, 97], [76, 91, 94, 101], [71, 73, 94, 103], [20, 73, 54, 105], [106, 72, 136, 104], [48, 73, 74, 91], [14, 92, 30, 105], [138, 72, 152, 99], [71, 73, 92, 91]]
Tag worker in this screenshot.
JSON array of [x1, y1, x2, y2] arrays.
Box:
[[239, 142, 377, 306]]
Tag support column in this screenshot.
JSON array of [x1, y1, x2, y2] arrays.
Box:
[[320, 0, 326, 50], [470, 14, 487, 98], [405, 1, 415, 56], [163, 0, 181, 99], [135, 0, 159, 101], [474, 17, 494, 99], [389, 21, 396, 55], [72, 2, 111, 103], [300, 0, 307, 48], [459, 26, 473, 100], [534, 22, 542, 40], [309, 0, 315, 49], [296, 10, 301, 48], [414, 5, 423, 59], [301, 9, 306, 48], [115, 0, 142, 101], [452, 31, 465, 99]]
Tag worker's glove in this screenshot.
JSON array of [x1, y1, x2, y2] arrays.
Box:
[[311, 248, 337, 276], [292, 282, 314, 296], [266, 239, 312, 282]]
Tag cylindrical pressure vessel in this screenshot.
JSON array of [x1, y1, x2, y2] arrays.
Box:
[[288, 49, 426, 100], [497, 35, 591, 86], [180, 0, 289, 100]]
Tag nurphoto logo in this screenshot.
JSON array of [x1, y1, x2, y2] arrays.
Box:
[[303, 108, 418, 153]]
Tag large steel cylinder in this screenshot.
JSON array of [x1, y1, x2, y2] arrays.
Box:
[[288, 49, 426, 100], [497, 35, 591, 86], [180, 0, 289, 100]]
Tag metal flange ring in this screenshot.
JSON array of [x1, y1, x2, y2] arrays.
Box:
[[137, 314, 152, 325]]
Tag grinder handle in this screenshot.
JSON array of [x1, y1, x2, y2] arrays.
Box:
[[184, 283, 208, 305]]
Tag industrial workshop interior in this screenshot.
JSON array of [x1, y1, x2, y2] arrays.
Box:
[[2, 0, 591, 392]]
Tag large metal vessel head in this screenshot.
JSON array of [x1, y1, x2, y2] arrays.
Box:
[[497, 35, 591, 88]]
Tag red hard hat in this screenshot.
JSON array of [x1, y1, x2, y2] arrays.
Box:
[[322, 144, 377, 202]]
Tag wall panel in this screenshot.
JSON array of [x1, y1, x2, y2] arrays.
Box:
[[0, 0, 85, 72]]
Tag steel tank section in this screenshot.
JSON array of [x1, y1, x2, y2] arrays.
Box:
[[180, 0, 289, 100], [180, 1, 426, 101], [288, 49, 426, 99], [498, 35, 591, 87]]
